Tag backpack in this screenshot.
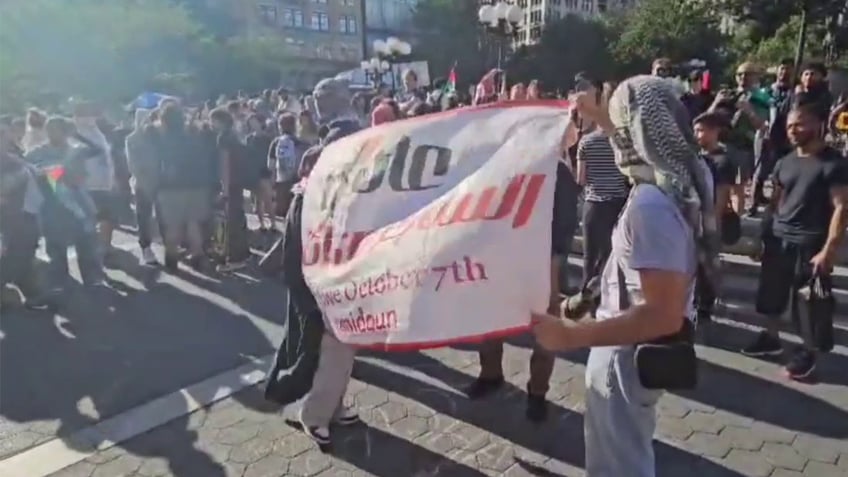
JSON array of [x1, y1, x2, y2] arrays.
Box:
[[275, 134, 309, 182]]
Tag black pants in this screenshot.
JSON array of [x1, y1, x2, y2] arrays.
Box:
[[695, 264, 715, 317], [225, 193, 249, 262], [135, 190, 165, 249], [581, 199, 625, 288], [756, 235, 833, 349], [0, 212, 41, 298]]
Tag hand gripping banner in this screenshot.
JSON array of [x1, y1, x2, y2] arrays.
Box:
[[301, 101, 570, 350]]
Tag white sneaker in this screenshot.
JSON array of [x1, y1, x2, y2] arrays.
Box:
[[140, 248, 158, 265]]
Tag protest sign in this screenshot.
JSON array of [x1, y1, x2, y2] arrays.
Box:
[[301, 101, 570, 350]]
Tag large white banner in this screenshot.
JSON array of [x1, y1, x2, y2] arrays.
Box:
[[301, 101, 570, 349]]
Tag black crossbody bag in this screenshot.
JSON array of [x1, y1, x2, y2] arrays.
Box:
[[618, 266, 698, 390]]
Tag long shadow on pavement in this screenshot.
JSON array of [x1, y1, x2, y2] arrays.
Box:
[[684, 321, 848, 438], [0, 245, 285, 475], [353, 353, 747, 477]]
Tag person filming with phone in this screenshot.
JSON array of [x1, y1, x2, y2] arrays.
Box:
[[708, 62, 766, 216]]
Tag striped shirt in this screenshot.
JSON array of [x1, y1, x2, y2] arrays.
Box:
[[577, 130, 629, 202]]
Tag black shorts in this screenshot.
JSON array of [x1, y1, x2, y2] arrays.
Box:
[[88, 191, 118, 223], [755, 236, 820, 317], [736, 151, 755, 183]]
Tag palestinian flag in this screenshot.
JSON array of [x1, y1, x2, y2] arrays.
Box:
[[444, 64, 457, 96], [44, 165, 65, 191]]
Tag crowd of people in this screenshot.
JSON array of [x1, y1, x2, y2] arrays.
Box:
[[1, 56, 847, 477]]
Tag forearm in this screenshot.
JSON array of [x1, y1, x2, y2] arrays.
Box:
[[576, 160, 587, 186], [823, 204, 847, 255], [571, 303, 685, 347]]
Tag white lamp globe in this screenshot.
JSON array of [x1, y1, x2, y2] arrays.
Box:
[[373, 39, 386, 55], [386, 36, 401, 52], [478, 5, 495, 23], [494, 2, 510, 20], [506, 5, 523, 24], [370, 57, 381, 69], [360, 60, 370, 70], [381, 60, 390, 71], [397, 41, 412, 56]]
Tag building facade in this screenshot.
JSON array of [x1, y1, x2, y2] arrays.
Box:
[[513, 0, 634, 45], [229, 0, 366, 89]]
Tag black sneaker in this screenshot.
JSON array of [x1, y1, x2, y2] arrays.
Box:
[[784, 348, 816, 381], [164, 254, 179, 272], [464, 376, 504, 400], [526, 390, 548, 423], [741, 331, 783, 357], [695, 310, 712, 326]]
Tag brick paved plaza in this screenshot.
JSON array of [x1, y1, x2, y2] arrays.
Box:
[[1, 225, 846, 477]]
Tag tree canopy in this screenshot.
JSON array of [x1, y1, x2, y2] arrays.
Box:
[[0, 0, 296, 113], [412, 0, 489, 87], [411, 0, 847, 90]]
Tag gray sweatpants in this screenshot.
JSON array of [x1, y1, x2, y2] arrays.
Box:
[[584, 346, 662, 477], [300, 332, 356, 428]]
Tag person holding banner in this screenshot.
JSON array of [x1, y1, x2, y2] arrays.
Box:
[[533, 76, 716, 477], [265, 77, 363, 446]]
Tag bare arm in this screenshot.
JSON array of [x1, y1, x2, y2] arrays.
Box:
[[533, 268, 689, 350], [574, 269, 688, 345], [822, 185, 848, 258], [576, 142, 588, 186]]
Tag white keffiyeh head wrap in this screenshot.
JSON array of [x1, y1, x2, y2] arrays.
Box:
[[607, 75, 720, 283]]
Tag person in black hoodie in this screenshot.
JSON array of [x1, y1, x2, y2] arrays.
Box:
[[265, 78, 362, 447], [153, 104, 210, 271], [0, 122, 49, 309]]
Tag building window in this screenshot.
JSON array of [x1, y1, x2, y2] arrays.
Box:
[[312, 0, 328, 3], [258, 4, 277, 25], [582, 0, 592, 11], [530, 26, 542, 40], [339, 15, 358, 34], [341, 0, 356, 6], [294, 9, 303, 27], [283, 8, 293, 27], [312, 12, 329, 31]]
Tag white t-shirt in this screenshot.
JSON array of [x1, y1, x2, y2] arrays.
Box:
[[596, 184, 697, 322]]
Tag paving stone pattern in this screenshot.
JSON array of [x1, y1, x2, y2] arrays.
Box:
[[49, 322, 848, 477]]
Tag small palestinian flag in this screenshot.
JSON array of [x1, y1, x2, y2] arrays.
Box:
[[45, 165, 65, 191], [444, 65, 457, 96]]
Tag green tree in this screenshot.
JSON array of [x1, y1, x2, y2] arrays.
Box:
[[713, 0, 842, 43], [0, 0, 199, 110], [0, 0, 299, 112], [612, 0, 728, 76], [412, 0, 488, 87], [507, 14, 614, 91]]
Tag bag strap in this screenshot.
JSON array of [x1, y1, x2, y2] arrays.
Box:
[[617, 264, 630, 311]]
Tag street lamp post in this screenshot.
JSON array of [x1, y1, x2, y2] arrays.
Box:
[[478, 1, 523, 69], [360, 57, 391, 89], [372, 37, 412, 92]]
